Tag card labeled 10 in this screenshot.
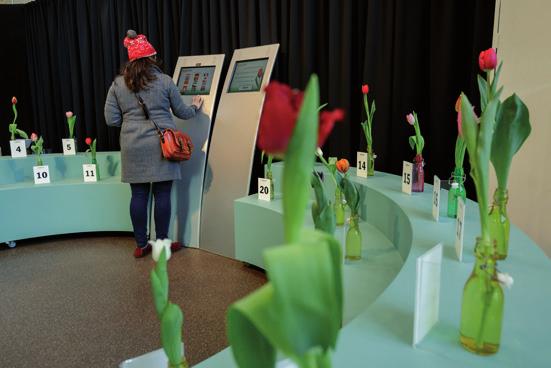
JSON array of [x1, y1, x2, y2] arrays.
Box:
[[62, 138, 76, 156], [432, 176, 441, 222], [83, 164, 98, 182], [258, 178, 271, 201], [402, 161, 413, 194], [33, 165, 50, 184], [356, 152, 368, 178], [10, 140, 27, 158], [455, 198, 466, 262]]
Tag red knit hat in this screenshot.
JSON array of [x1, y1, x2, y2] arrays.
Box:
[[123, 30, 157, 62]]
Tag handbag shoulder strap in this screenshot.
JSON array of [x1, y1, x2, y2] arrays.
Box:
[[134, 93, 163, 138]]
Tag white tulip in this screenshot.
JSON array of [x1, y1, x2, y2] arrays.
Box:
[[316, 147, 324, 157], [151, 239, 172, 262], [497, 272, 514, 289]]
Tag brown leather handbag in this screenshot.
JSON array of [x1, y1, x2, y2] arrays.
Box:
[[136, 94, 193, 161]]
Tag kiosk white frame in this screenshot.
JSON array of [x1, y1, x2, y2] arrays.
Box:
[[200, 44, 279, 257]]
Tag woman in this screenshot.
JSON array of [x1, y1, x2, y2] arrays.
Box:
[[104, 30, 203, 258]]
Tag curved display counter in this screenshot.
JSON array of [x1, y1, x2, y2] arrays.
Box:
[[195, 164, 551, 367], [0, 152, 132, 245]]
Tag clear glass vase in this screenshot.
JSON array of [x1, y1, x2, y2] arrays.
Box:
[[447, 167, 467, 218], [412, 154, 424, 192], [459, 238, 504, 355], [334, 187, 345, 226], [367, 148, 376, 176], [266, 170, 275, 200], [489, 188, 510, 260], [345, 214, 362, 261]]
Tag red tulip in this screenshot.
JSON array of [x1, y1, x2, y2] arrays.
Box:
[[85, 137, 92, 145], [479, 48, 497, 71], [31, 133, 38, 142], [257, 81, 345, 155], [11, 96, 17, 104], [336, 159, 350, 173], [361, 84, 369, 95], [66, 111, 73, 118], [257, 68, 263, 78]]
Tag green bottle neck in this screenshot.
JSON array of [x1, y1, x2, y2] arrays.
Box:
[[349, 214, 360, 228], [473, 238, 497, 277]]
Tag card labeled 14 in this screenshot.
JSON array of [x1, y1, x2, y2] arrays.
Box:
[[83, 164, 97, 182], [432, 176, 441, 222], [455, 198, 466, 262], [33, 165, 50, 184], [356, 152, 368, 178], [402, 161, 413, 194], [258, 178, 271, 201]]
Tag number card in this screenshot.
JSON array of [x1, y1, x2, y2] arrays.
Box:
[[258, 178, 271, 201], [83, 164, 97, 182], [432, 176, 441, 222], [402, 161, 413, 194], [455, 198, 466, 262], [33, 165, 50, 184], [356, 152, 368, 178], [62, 138, 76, 156], [10, 140, 27, 158]]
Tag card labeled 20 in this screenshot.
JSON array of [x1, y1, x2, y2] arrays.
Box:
[[62, 138, 76, 156], [10, 140, 27, 158], [432, 176, 441, 222], [455, 198, 466, 262], [402, 161, 413, 194], [33, 165, 50, 184], [83, 164, 97, 182], [258, 178, 271, 201], [356, 152, 368, 178]]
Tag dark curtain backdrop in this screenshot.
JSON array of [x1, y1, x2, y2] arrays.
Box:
[[1, 0, 495, 195]]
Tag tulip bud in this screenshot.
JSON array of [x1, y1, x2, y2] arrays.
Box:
[[31, 133, 38, 142], [406, 113, 415, 125], [336, 159, 350, 173], [11, 96, 17, 104], [478, 48, 497, 71], [151, 239, 172, 262], [66, 111, 73, 118], [316, 147, 324, 157], [85, 137, 92, 146], [361, 84, 369, 95]]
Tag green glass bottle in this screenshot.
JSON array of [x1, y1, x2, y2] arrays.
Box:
[[334, 187, 345, 226], [345, 214, 362, 261], [92, 158, 101, 181], [489, 188, 510, 260], [367, 148, 376, 176], [460, 238, 504, 355], [266, 170, 275, 200]]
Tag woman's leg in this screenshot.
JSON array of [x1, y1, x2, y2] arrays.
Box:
[[129, 183, 151, 248], [152, 180, 173, 240]]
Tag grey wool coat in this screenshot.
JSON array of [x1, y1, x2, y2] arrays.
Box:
[[104, 67, 197, 183]]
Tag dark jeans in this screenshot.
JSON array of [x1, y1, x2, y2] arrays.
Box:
[[129, 181, 173, 248]]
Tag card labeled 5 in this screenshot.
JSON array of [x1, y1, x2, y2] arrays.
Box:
[[62, 138, 76, 156], [432, 176, 441, 222], [402, 161, 413, 194], [258, 178, 271, 201], [356, 152, 368, 178], [33, 165, 50, 184], [83, 164, 97, 182]]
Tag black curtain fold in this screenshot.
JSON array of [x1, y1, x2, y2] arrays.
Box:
[[1, 0, 495, 196]]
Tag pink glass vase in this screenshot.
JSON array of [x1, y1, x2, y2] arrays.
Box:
[[412, 154, 424, 192]]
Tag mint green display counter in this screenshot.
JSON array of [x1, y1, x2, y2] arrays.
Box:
[[194, 164, 551, 367], [0, 152, 131, 245]]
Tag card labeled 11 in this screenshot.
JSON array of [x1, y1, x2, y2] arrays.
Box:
[[356, 152, 368, 178], [33, 165, 50, 184], [258, 178, 271, 201], [455, 198, 466, 262], [83, 164, 98, 182], [432, 176, 441, 222], [402, 161, 413, 194]]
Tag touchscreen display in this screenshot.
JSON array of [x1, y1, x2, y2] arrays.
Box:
[[227, 58, 269, 93], [177, 66, 216, 95]]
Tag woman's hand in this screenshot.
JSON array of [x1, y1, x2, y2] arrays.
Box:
[[192, 96, 204, 110]]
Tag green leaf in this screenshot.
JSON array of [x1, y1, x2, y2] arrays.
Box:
[[67, 116, 77, 139], [16, 129, 28, 139], [417, 135, 425, 154], [151, 248, 169, 319], [491, 94, 531, 189], [477, 75, 489, 111], [311, 172, 336, 235], [454, 136, 467, 168], [261, 150, 266, 164], [161, 303, 184, 365], [282, 75, 319, 243], [408, 136, 417, 151], [317, 103, 328, 112], [341, 177, 360, 214]]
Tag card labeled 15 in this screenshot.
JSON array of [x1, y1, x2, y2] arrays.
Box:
[[432, 176, 441, 222], [402, 161, 413, 194]]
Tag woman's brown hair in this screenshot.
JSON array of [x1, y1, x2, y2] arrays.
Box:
[[121, 57, 162, 93]]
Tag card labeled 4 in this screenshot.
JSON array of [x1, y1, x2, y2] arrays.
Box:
[[455, 198, 466, 262], [62, 138, 76, 156], [432, 176, 441, 222], [10, 140, 27, 158], [83, 164, 97, 182], [413, 243, 443, 346], [33, 165, 50, 184], [258, 178, 271, 201], [356, 152, 368, 178], [402, 161, 413, 194]]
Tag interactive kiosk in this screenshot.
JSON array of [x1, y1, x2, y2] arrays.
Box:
[[199, 44, 279, 258], [168, 54, 225, 247]]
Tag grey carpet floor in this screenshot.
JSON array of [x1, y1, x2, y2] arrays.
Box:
[[0, 234, 266, 367]]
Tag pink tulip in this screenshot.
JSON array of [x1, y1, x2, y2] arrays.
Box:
[[406, 113, 415, 125], [31, 133, 38, 142], [66, 111, 73, 118]]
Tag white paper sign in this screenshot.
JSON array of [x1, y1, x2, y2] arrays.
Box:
[[402, 161, 413, 194], [83, 164, 98, 182], [356, 152, 368, 178], [33, 165, 50, 184], [432, 176, 441, 222], [10, 140, 27, 158], [258, 178, 271, 201], [62, 138, 76, 156], [413, 243, 443, 346], [455, 198, 466, 262]]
